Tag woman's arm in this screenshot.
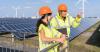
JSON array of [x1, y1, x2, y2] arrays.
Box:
[[39, 29, 65, 43]]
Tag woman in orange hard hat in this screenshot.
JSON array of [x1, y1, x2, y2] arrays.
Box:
[[37, 6, 66, 52]]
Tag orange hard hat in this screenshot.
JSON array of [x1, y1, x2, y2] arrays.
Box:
[[58, 3, 67, 11], [39, 6, 52, 16]]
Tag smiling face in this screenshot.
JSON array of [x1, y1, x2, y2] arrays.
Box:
[[59, 10, 67, 18]]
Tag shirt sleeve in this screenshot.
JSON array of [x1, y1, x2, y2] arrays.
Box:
[[50, 17, 58, 28], [68, 14, 81, 28]]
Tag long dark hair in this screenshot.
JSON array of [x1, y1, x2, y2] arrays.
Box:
[[36, 15, 47, 32], [36, 13, 52, 32]]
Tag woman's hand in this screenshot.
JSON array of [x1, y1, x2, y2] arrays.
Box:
[[77, 11, 83, 18], [57, 35, 66, 43]]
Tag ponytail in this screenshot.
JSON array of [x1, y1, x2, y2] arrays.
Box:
[[36, 15, 46, 32]]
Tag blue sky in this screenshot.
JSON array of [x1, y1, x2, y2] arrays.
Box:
[[0, 0, 100, 17]]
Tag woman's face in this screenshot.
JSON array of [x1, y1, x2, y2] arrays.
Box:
[[42, 14, 52, 25], [47, 15, 52, 22]]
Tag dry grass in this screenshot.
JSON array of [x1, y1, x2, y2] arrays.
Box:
[[69, 22, 100, 52]]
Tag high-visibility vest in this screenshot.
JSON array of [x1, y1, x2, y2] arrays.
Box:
[[38, 24, 62, 52], [50, 13, 81, 37]]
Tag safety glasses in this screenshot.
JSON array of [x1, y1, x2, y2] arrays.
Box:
[[44, 13, 52, 17]]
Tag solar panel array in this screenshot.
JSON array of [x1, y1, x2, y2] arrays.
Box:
[[69, 17, 100, 40], [0, 17, 100, 40], [0, 18, 38, 39]]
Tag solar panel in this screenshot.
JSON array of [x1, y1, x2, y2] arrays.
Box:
[[24, 29, 31, 32], [69, 17, 100, 40], [0, 26, 5, 32], [0, 47, 23, 52], [3, 25, 13, 30], [13, 31, 37, 39], [0, 25, 9, 32], [0, 18, 38, 39], [86, 25, 100, 47]]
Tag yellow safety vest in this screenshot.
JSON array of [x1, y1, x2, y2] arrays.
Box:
[[50, 13, 81, 37], [38, 24, 62, 52]]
